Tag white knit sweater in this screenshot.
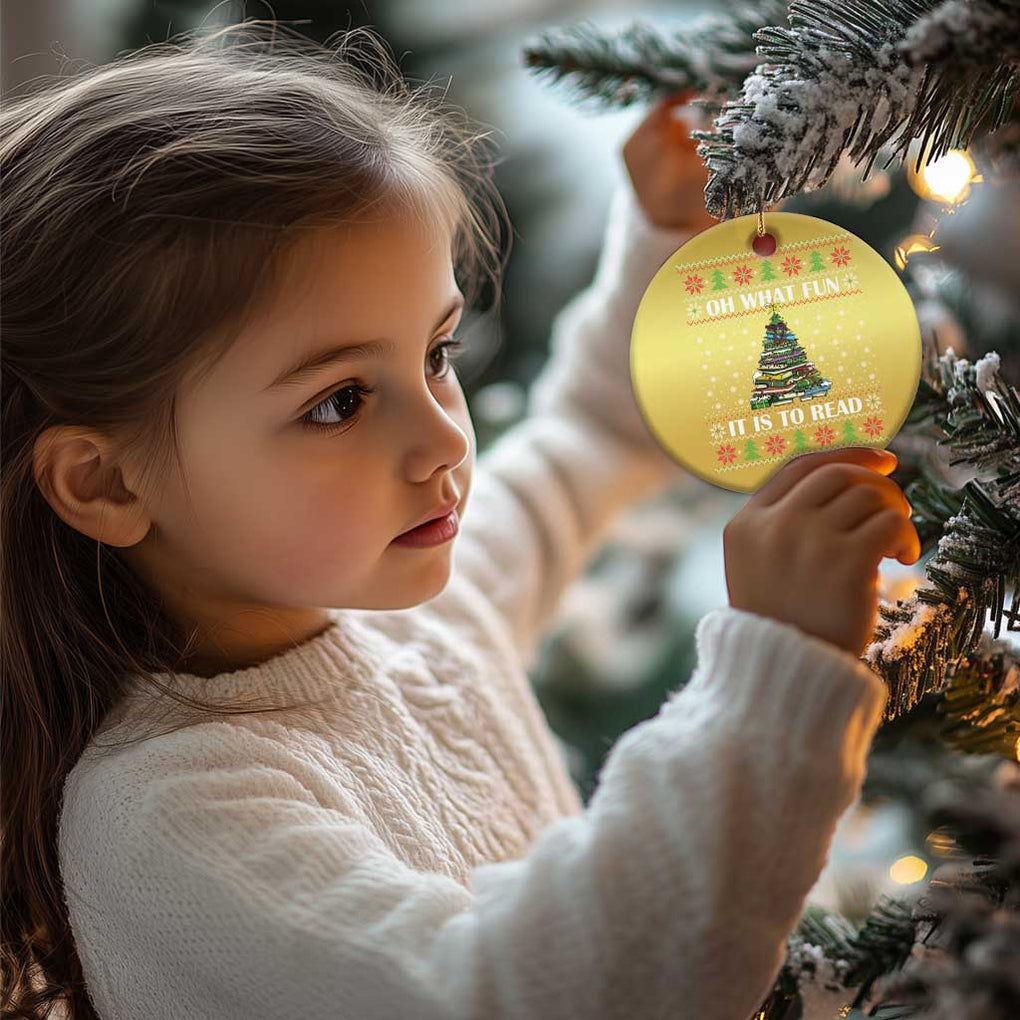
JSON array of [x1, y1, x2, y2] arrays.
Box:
[[58, 173, 889, 1020]]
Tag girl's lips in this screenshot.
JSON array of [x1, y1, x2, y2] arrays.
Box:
[[391, 508, 459, 548]]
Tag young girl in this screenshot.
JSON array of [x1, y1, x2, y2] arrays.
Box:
[[1, 20, 919, 1020]]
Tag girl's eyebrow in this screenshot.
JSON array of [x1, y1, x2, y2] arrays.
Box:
[[265, 294, 465, 393]]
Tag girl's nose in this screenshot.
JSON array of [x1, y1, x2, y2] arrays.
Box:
[[401, 386, 471, 483]]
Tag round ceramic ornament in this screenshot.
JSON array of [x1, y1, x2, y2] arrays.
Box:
[[630, 212, 922, 493]]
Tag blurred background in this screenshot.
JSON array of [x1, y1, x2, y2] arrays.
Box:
[[4, 0, 1017, 933]]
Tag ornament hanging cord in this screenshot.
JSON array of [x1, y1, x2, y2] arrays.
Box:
[[751, 198, 777, 257]]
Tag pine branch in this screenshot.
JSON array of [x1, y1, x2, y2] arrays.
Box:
[[758, 755, 1020, 1019], [875, 761, 1020, 1018], [756, 898, 918, 1019], [520, 1, 789, 113], [693, 0, 1020, 218], [865, 638, 1020, 761], [937, 643, 1020, 758], [863, 346, 1020, 721], [902, 0, 1020, 65]]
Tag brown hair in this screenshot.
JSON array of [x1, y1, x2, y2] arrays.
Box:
[[0, 19, 510, 1018]]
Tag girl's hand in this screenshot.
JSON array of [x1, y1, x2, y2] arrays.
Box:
[[723, 448, 922, 659], [621, 91, 718, 234]]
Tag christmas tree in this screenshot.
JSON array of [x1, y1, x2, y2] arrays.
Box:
[[808, 250, 825, 271], [525, 2, 1020, 1015], [710, 267, 727, 290], [759, 258, 777, 281], [749, 309, 831, 410]]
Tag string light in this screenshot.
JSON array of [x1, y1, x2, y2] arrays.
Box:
[[895, 143, 983, 273], [907, 144, 982, 206], [894, 234, 941, 272], [889, 854, 928, 885]]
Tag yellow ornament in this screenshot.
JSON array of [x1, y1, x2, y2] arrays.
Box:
[[630, 212, 922, 493]]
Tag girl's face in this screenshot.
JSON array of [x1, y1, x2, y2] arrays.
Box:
[[123, 201, 475, 675]]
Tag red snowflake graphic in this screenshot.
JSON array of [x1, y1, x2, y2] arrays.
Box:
[[717, 443, 737, 465], [683, 273, 705, 295], [814, 424, 836, 447], [732, 264, 754, 285], [781, 255, 803, 277], [764, 435, 787, 456], [830, 246, 851, 267], [863, 416, 884, 437]]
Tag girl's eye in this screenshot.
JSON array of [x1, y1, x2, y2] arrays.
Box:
[[299, 383, 374, 437], [299, 337, 464, 437], [428, 336, 463, 380]]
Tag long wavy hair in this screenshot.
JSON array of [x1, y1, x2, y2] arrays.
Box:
[[0, 19, 509, 1018]]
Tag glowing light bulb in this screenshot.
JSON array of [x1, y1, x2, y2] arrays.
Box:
[[889, 854, 928, 885], [908, 148, 980, 206]]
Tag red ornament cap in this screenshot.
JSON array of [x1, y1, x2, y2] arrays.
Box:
[[752, 232, 778, 256]]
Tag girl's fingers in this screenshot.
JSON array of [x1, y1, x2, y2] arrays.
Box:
[[753, 448, 897, 509], [789, 464, 912, 516], [852, 507, 921, 565], [821, 479, 912, 532]]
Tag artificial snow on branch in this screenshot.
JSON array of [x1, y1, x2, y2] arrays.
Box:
[[693, 0, 1020, 217], [901, 0, 1020, 65], [521, 0, 789, 113], [864, 345, 1020, 721]]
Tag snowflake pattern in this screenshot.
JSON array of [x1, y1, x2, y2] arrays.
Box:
[[831, 246, 852, 267], [843, 269, 860, 289], [717, 443, 737, 465], [683, 272, 705, 295], [814, 424, 836, 447], [863, 416, 884, 438], [687, 300, 702, 318], [764, 434, 787, 456], [781, 255, 803, 277], [709, 422, 726, 442], [865, 393, 883, 412], [733, 264, 754, 286]]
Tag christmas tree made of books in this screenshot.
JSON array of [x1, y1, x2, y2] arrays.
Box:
[[749, 308, 831, 410]]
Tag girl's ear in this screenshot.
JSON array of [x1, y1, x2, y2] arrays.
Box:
[[32, 425, 152, 548]]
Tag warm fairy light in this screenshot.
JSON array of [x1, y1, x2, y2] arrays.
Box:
[[908, 148, 981, 206], [894, 233, 941, 271], [1015, 735, 1019, 762], [898, 146, 981, 273], [879, 569, 924, 604], [889, 854, 929, 885]]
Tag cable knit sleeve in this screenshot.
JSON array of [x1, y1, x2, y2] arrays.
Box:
[[453, 173, 707, 672], [59, 606, 888, 1020]]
